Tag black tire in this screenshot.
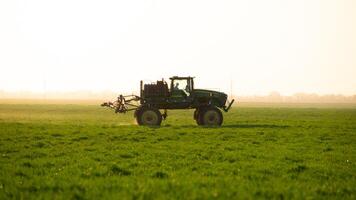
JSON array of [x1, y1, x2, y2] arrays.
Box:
[[136, 107, 162, 126], [135, 108, 142, 125], [198, 106, 223, 126], [194, 109, 203, 125], [194, 109, 199, 120]]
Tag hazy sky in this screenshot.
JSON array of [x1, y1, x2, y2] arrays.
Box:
[[0, 0, 355, 96]]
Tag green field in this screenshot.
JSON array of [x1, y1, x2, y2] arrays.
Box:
[[0, 102, 355, 199]]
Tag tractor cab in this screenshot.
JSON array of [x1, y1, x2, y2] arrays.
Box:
[[169, 76, 194, 98]]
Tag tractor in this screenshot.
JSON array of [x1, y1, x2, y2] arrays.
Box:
[[101, 76, 234, 126]]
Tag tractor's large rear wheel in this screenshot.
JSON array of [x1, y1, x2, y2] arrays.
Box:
[[136, 107, 162, 126], [198, 106, 223, 126]]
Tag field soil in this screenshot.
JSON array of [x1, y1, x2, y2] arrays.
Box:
[[0, 102, 355, 199]]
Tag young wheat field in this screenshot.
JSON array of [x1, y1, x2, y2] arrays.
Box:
[[0, 102, 355, 199]]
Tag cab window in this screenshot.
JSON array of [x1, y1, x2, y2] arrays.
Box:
[[173, 80, 188, 91]]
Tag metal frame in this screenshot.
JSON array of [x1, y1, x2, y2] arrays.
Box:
[[101, 94, 141, 113]]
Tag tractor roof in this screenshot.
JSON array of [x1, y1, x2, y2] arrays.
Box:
[[169, 76, 195, 80]]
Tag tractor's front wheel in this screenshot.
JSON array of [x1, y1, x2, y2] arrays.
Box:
[[136, 107, 162, 126], [198, 106, 223, 126], [194, 109, 203, 125]]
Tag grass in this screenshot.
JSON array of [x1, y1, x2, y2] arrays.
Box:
[[0, 102, 355, 199]]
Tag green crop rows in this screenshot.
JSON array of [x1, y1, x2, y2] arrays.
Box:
[[0, 103, 355, 199]]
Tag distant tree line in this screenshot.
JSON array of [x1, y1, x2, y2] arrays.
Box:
[[236, 92, 356, 103], [1, 90, 356, 103]]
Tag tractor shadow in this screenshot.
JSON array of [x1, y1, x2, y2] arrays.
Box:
[[222, 124, 290, 129], [171, 124, 290, 129]]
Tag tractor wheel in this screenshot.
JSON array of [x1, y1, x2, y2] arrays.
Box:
[[194, 109, 203, 125], [198, 106, 223, 126], [194, 109, 199, 120], [136, 107, 162, 126]]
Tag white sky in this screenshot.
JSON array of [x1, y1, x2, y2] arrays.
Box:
[[0, 0, 355, 96]]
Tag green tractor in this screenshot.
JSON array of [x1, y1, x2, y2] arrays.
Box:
[[101, 76, 234, 126]]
